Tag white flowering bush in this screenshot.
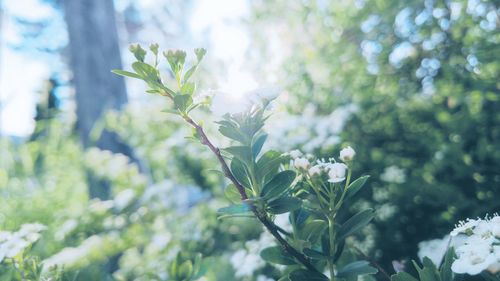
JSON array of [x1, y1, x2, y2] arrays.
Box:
[[0, 223, 66, 280], [393, 214, 500, 281], [113, 44, 380, 281], [450, 214, 500, 276]]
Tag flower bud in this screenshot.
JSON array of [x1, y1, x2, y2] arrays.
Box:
[[294, 157, 310, 170], [289, 150, 302, 159], [339, 146, 356, 162], [308, 165, 322, 176], [328, 163, 348, 183]]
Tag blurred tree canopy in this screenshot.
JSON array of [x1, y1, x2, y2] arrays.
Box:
[[249, 0, 499, 269]]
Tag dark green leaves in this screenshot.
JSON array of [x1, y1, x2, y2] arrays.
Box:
[[303, 248, 329, 260], [252, 133, 268, 158], [298, 219, 327, 243], [337, 209, 374, 240], [260, 246, 297, 265], [289, 269, 329, 281], [390, 248, 456, 281], [267, 197, 302, 214], [256, 150, 285, 181], [230, 159, 251, 188], [391, 272, 419, 281], [345, 175, 370, 201], [336, 261, 378, 278], [261, 170, 296, 199]]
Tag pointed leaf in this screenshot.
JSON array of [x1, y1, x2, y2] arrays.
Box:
[[252, 133, 268, 158], [111, 69, 142, 79], [345, 175, 370, 200], [303, 248, 329, 260], [267, 197, 302, 214], [337, 209, 374, 240], [260, 246, 297, 265], [224, 146, 253, 165], [337, 261, 378, 278], [217, 204, 251, 216], [230, 158, 252, 188], [224, 184, 242, 204], [261, 170, 296, 199]]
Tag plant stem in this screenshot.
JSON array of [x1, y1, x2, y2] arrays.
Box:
[[328, 216, 336, 281], [181, 114, 321, 274]]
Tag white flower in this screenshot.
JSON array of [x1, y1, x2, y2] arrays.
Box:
[[451, 219, 479, 236], [339, 146, 356, 162], [308, 165, 322, 176], [294, 157, 310, 170], [380, 166, 406, 184], [418, 236, 450, 265], [452, 237, 496, 275], [327, 163, 348, 183], [289, 150, 302, 159], [0, 235, 29, 259], [114, 189, 136, 211]]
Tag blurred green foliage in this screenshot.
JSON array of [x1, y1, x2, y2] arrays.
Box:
[[249, 0, 499, 270]]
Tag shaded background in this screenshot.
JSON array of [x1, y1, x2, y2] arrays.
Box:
[[0, 0, 498, 280]]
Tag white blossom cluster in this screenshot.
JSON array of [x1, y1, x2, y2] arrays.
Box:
[[417, 214, 500, 276], [265, 104, 357, 153], [229, 231, 276, 278], [380, 165, 406, 184], [450, 214, 500, 275], [0, 223, 46, 263], [289, 146, 355, 183]]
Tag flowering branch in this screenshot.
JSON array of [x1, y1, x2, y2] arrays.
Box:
[[180, 114, 320, 273]]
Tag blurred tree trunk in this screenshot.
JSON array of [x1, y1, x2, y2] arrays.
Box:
[[62, 0, 140, 200]]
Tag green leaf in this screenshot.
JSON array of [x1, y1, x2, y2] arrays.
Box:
[[230, 158, 252, 188], [111, 69, 142, 79], [391, 272, 419, 281], [184, 65, 198, 83], [218, 125, 249, 144], [336, 261, 378, 278], [413, 259, 441, 281], [217, 204, 251, 216], [260, 246, 297, 265], [252, 133, 268, 158], [225, 146, 253, 165], [173, 94, 193, 112], [345, 175, 370, 200], [303, 248, 329, 260], [299, 219, 327, 243], [289, 269, 329, 281], [256, 150, 286, 182], [337, 209, 374, 240], [261, 170, 296, 199], [291, 208, 310, 227], [440, 248, 455, 281], [224, 184, 242, 204], [178, 260, 193, 279], [181, 82, 196, 96], [267, 196, 302, 214]]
